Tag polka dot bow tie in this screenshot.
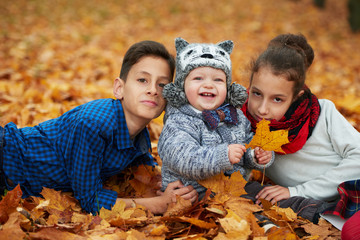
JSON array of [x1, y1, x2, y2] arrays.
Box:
[[202, 104, 238, 130]]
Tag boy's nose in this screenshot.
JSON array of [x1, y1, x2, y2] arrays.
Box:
[[147, 83, 158, 95]]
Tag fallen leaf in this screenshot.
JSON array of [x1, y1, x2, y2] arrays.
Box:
[[0, 185, 23, 224], [224, 197, 262, 221], [163, 195, 192, 217], [99, 200, 134, 221], [219, 209, 252, 234], [246, 119, 289, 154], [198, 171, 247, 196], [0, 212, 27, 240]]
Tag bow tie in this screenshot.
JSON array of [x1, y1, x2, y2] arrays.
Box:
[[202, 104, 238, 130]]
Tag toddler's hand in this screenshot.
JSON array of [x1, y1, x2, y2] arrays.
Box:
[[255, 147, 272, 165], [228, 144, 246, 164]]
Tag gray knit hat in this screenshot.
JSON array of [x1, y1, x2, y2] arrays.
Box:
[[162, 37, 247, 108]]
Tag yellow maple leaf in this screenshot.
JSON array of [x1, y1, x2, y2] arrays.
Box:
[[246, 119, 289, 154], [216, 209, 252, 240], [224, 197, 262, 221], [99, 200, 134, 221], [198, 171, 247, 196], [271, 206, 297, 222]]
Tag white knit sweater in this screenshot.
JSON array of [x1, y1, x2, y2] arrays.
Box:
[[266, 99, 360, 201]]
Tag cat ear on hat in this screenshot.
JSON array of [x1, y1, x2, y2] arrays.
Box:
[[217, 40, 234, 55], [175, 38, 189, 52]]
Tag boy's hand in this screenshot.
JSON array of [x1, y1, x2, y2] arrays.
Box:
[[255, 185, 290, 205], [254, 147, 272, 165], [157, 180, 198, 204], [228, 144, 246, 164]]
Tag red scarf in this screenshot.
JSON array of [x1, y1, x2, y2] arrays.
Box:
[[241, 89, 321, 154]]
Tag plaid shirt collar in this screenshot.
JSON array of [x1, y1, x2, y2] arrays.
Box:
[[114, 99, 152, 153]]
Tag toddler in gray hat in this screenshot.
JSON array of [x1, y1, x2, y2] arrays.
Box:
[[158, 38, 274, 199]]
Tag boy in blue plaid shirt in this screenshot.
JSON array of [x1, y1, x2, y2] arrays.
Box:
[[0, 40, 198, 215]]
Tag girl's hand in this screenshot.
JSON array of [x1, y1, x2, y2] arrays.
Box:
[[255, 147, 272, 165], [228, 144, 246, 164], [255, 185, 290, 205]]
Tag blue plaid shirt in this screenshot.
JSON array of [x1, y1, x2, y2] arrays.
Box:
[[2, 99, 153, 214]]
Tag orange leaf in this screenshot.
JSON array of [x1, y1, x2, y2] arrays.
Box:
[[219, 209, 251, 234], [0, 185, 22, 224], [172, 216, 217, 229], [39, 187, 79, 212], [246, 119, 289, 154], [163, 195, 192, 217], [198, 171, 247, 196], [99, 200, 134, 221], [266, 227, 298, 240], [224, 197, 262, 221], [0, 212, 27, 240]]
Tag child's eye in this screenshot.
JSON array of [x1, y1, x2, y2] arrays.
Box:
[[252, 91, 261, 97], [138, 78, 147, 83], [158, 83, 166, 88], [194, 77, 202, 80], [274, 97, 283, 103], [214, 78, 225, 82]]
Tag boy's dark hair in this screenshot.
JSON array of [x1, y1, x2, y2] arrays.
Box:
[[250, 33, 314, 97], [119, 40, 175, 81]]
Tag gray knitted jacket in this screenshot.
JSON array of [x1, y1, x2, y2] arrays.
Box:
[[158, 104, 275, 195]]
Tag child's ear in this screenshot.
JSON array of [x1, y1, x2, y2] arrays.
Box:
[[296, 89, 305, 100], [113, 77, 125, 100]]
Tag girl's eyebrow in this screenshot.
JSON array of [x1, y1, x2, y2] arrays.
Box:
[[251, 86, 288, 98], [251, 86, 262, 92]]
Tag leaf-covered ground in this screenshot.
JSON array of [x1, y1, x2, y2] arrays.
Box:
[[1, 0, 359, 239]]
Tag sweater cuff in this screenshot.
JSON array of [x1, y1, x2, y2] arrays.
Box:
[[288, 187, 297, 198], [218, 144, 233, 171]]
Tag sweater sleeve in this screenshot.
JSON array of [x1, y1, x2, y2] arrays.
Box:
[[288, 100, 360, 201], [158, 115, 233, 181]]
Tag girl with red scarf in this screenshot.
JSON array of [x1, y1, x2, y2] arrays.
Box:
[[241, 34, 360, 235]]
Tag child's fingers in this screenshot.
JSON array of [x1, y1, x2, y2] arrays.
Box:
[[167, 180, 184, 190], [179, 187, 198, 203], [239, 144, 246, 152], [156, 190, 164, 196]]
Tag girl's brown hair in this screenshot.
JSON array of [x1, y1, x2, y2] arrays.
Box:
[[250, 33, 314, 97]]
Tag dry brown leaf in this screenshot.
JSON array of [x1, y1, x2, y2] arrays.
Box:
[[224, 196, 262, 221], [0, 185, 23, 224], [99, 200, 134, 221], [266, 227, 298, 240], [217, 209, 252, 239], [246, 119, 289, 154], [249, 213, 265, 238], [40, 187, 80, 212], [140, 223, 169, 236], [0, 212, 27, 240], [163, 195, 192, 217], [163, 216, 217, 230], [302, 221, 333, 237], [271, 205, 298, 222], [129, 164, 161, 197], [27, 227, 87, 240], [198, 171, 247, 196]]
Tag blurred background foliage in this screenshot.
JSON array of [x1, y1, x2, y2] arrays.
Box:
[[1, 0, 360, 130]]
